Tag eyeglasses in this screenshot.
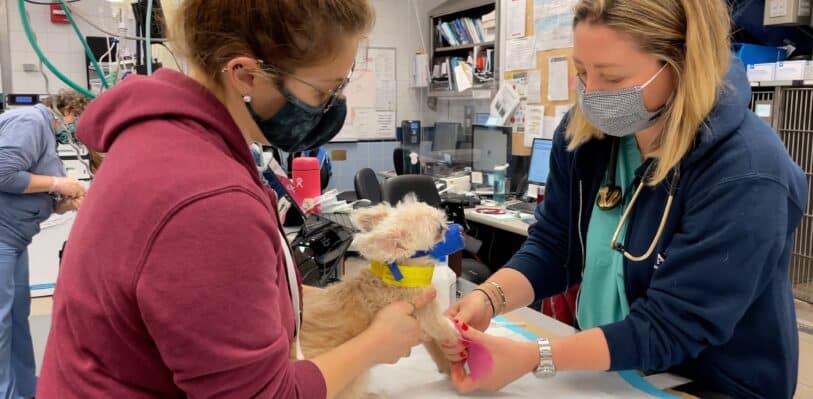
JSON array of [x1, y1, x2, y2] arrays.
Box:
[[610, 163, 681, 262], [257, 60, 354, 114]]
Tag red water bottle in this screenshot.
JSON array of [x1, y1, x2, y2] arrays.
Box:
[[292, 157, 321, 204]]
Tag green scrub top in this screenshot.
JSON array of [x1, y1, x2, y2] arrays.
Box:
[[576, 136, 643, 330]]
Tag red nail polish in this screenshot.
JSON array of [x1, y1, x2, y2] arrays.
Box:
[[460, 351, 467, 357], [453, 319, 459, 324], [462, 323, 469, 331]]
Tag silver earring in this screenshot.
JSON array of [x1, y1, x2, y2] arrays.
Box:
[[243, 95, 252, 103]]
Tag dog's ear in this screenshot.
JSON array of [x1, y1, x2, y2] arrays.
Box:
[[354, 226, 414, 263], [350, 203, 393, 232]]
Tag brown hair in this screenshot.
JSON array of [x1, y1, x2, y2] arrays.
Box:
[[171, 0, 375, 84], [42, 90, 91, 116], [568, 0, 731, 185]]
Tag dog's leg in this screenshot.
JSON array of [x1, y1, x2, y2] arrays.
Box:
[[424, 340, 452, 374], [414, 300, 459, 375], [415, 301, 459, 342]]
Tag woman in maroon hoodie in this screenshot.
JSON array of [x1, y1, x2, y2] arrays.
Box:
[[37, 1, 435, 398]]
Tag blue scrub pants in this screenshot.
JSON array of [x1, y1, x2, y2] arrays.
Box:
[[0, 242, 36, 399]]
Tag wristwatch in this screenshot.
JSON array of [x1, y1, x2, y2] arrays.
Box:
[[534, 338, 556, 378]]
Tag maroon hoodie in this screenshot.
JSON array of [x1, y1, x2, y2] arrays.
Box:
[[37, 69, 326, 398]]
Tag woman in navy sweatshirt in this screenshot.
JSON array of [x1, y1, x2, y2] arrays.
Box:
[[445, 1, 808, 398]]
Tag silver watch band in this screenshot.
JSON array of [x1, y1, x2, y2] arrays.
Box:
[[535, 337, 556, 378]]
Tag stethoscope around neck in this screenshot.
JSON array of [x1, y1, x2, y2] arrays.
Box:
[[597, 138, 681, 262]]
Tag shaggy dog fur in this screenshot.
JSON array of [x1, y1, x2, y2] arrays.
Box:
[[298, 195, 459, 399]]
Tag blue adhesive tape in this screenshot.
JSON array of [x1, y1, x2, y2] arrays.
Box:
[[492, 316, 678, 398]]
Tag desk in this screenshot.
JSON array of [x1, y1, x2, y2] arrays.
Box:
[[366, 279, 693, 398], [465, 207, 532, 237]]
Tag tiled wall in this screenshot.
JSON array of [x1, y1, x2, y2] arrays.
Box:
[[4, 0, 136, 94]]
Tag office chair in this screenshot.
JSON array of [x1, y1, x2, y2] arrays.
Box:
[[382, 175, 441, 207], [382, 176, 491, 282], [461, 236, 492, 284], [393, 148, 406, 175], [354, 168, 383, 205]]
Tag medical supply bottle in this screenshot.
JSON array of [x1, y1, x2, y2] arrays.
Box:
[[427, 223, 464, 311], [432, 259, 457, 312]]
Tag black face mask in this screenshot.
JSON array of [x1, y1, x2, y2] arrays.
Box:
[[246, 89, 347, 153]]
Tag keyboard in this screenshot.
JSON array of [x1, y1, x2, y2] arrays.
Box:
[[505, 201, 538, 214]]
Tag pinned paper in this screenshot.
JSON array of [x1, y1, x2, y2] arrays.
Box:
[[490, 84, 521, 125], [534, 0, 577, 51], [543, 116, 558, 139], [548, 56, 570, 101], [508, 0, 527, 38], [554, 105, 571, 129], [527, 71, 542, 103], [524, 105, 545, 147], [506, 38, 537, 72]]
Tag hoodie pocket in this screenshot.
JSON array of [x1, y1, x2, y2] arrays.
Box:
[[16, 195, 52, 224], [17, 204, 41, 220]]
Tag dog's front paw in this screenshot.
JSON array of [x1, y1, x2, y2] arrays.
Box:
[[424, 341, 452, 375]]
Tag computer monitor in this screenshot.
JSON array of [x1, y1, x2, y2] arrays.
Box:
[[431, 122, 462, 152], [528, 138, 553, 185], [471, 125, 511, 172]]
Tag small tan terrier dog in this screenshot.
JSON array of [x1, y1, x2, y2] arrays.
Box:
[[299, 195, 459, 399]]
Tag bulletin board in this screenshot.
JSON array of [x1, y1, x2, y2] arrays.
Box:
[[332, 47, 399, 143], [504, 0, 578, 156]]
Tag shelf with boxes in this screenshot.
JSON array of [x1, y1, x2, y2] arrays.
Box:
[[429, 0, 499, 99]]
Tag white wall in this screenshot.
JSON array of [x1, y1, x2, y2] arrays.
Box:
[[0, 0, 463, 191], [3, 0, 136, 94], [323, 0, 449, 192], [368, 0, 441, 125]]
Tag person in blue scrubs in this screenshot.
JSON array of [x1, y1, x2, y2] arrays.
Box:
[[0, 91, 88, 398], [442, 1, 808, 398]]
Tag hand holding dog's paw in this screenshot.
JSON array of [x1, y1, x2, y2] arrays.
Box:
[[445, 291, 494, 333], [363, 288, 437, 364]]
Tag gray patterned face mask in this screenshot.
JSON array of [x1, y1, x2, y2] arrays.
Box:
[[577, 64, 668, 137]]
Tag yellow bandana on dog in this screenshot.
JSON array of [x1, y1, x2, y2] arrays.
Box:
[[370, 260, 435, 288]]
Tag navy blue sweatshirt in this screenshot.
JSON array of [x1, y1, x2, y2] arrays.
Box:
[[507, 57, 808, 399]]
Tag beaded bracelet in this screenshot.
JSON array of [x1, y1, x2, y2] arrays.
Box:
[[489, 281, 507, 315]]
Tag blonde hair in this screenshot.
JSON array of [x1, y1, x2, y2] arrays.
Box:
[[568, 0, 731, 185]]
